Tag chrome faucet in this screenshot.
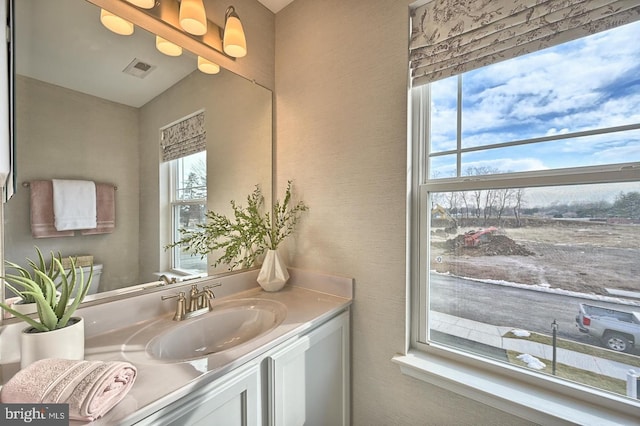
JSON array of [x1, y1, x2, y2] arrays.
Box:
[[161, 283, 222, 321]]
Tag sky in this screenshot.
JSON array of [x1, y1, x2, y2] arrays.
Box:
[[429, 21, 640, 178]]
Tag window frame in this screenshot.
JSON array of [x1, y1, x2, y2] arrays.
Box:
[[168, 152, 207, 274], [399, 81, 640, 424]]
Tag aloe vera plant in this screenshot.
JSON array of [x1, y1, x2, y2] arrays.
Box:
[[0, 248, 93, 332]]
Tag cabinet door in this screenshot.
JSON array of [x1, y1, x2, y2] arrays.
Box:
[[267, 310, 350, 426], [137, 362, 261, 426]]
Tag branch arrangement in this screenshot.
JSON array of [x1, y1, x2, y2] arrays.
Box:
[[168, 181, 308, 271]]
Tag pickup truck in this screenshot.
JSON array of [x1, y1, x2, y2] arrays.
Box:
[[575, 303, 640, 353]]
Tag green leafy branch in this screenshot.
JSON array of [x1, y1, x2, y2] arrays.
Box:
[[264, 180, 309, 250], [168, 181, 308, 271]]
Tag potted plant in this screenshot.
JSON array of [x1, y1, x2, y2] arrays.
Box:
[[169, 180, 308, 291], [2, 247, 64, 316], [0, 248, 93, 368]]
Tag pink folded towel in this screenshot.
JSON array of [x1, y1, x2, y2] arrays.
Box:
[[81, 183, 116, 235], [29, 180, 74, 238], [0, 358, 137, 422]]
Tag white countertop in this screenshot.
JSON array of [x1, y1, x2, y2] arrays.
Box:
[[81, 283, 351, 425], [0, 268, 353, 425]]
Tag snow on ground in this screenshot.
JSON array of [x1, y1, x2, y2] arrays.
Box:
[[517, 354, 546, 370], [431, 270, 640, 307], [511, 329, 530, 337]]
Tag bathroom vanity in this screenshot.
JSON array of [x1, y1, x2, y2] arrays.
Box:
[[0, 269, 352, 425]]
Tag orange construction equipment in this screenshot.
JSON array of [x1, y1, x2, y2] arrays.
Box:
[[463, 227, 498, 247]]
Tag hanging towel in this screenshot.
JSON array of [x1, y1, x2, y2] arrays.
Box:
[[29, 180, 74, 238], [81, 183, 116, 235], [0, 358, 137, 422], [52, 179, 97, 231]]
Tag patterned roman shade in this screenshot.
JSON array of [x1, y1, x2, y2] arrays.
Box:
[[410, 0, 640, 86], [160, 111, 206, 162]]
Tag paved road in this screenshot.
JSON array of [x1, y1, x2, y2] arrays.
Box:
[[429, 274, 639, 353]]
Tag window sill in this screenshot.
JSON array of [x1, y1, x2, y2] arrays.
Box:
[[392, 349, 640, 426]]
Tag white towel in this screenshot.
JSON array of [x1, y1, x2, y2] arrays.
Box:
[[52, 179, 97, 231]]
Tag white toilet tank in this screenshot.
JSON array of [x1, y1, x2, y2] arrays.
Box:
[[67, 264, 102, 298]]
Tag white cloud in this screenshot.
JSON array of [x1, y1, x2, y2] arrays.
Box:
[[456, 23, 640, 138], [462, 157, 549, 174], [545, 128, 569, 136], [427, 22, 640, 174]]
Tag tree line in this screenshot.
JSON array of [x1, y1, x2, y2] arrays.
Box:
[[432, 167, 640, 226]]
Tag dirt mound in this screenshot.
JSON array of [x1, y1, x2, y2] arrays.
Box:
[[445, 233, 535, 256]]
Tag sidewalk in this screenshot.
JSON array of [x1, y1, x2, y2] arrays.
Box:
[[431, 311, 636, 380]]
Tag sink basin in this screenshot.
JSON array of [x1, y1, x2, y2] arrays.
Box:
[[124, 298, 287, 363]]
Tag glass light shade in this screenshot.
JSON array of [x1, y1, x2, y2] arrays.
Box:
[[197, 56, 220, 74], [156, 36, 183, 56], [125, 0, 155, 8], [179, 0, 207, 36], [100, 9, 134, 36], [223, 15, 247, 58]]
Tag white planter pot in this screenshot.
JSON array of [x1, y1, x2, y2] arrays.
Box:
[[257, 250, 290, 292], [3, 297, 37, 319], [20, 317, 85, 369]]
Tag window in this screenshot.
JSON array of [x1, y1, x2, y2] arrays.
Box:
[[160, 110, 207, 275], [169, 151, 207, 274], [410, 20, 640, 412]]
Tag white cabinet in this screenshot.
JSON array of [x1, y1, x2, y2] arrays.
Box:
[[138, 309, 350, 426], [136, 361, 262, 426], [267, 311, 350, 426]]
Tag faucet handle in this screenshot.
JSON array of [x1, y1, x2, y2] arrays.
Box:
[[205, 283, 222, 299], [162, 291, 187, 321], [200, 283, 222, 309]]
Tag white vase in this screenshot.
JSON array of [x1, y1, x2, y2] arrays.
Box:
[[257, 250, 290, 292], [20, 317, 85, 369]]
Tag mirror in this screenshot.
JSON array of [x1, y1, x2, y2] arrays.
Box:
[[3, 0, 272, 303]]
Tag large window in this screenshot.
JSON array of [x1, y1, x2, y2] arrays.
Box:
[[413, 21, 640, 406], [169, 151, 207, 274]]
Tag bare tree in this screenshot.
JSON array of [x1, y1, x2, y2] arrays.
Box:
[[512, 188, 525, 227], [482, 189, 497, 225], [495, 188, 514, 224]]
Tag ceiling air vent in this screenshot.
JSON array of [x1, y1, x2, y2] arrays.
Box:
[[122, 58, 157, 79]]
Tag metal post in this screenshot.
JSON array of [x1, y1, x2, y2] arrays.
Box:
[[627, 369, 640, 399], [551, 320, 558, 375]]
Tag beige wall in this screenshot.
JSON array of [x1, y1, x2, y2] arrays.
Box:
[[274, 0, 536, 424], [5, 76, 140, 292]]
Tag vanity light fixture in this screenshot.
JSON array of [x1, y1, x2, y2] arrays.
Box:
[[156, 35, 183, 56], [100, 9, 134, 35], [197, 56, 220, 74], [223, 6, 247, 58], [179, 0, 208, 36], [125, 0, 156, 8]]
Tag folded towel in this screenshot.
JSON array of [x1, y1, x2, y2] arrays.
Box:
[[0, 358, 137, 421], [29, 180, 74, 238], [81, 183, 116, 235], [52, 179, 97, 231]]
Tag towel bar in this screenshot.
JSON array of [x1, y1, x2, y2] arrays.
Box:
[[22, 182, 118, 190]]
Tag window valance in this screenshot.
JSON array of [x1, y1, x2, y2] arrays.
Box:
[[410, 0, 640, 86], [160, 111, 206, 162]]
